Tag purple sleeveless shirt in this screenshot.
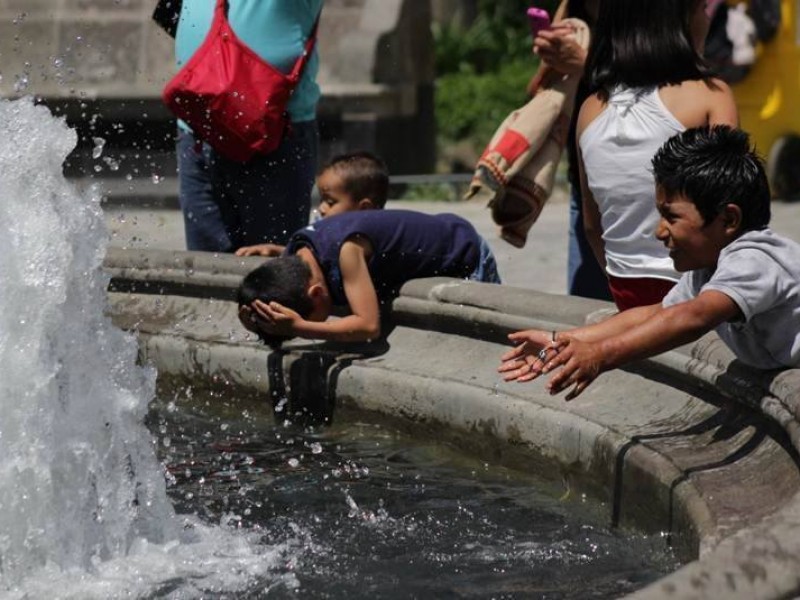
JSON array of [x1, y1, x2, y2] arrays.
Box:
[[284, 210, 481, 305]]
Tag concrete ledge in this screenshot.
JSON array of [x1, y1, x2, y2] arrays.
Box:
[[105, 249, 800, 599]]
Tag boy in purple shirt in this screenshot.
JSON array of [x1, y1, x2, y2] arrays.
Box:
[[239, 210, 500, 345]]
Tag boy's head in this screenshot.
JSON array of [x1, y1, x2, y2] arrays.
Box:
[[652, 126, 771, 271], [237, 256, 331, 347], [317, 151, 389, 218]]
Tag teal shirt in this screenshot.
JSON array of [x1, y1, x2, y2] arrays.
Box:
[[175, 0, 322, 124]]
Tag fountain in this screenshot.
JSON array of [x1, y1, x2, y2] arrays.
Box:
[[0, 97, 304, 599], [0, 97, 678, 599], [3, 96, 800, 598]]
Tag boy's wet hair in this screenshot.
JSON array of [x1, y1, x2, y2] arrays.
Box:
[[237, 256, 314, 349], [652, 126, 771, 231], [322, 151, 389, 208], [587, 0, 710, 100]]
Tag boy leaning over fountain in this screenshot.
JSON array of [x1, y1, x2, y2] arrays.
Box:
[[237, 209, 501, 345], [499, 125, 800, 400]]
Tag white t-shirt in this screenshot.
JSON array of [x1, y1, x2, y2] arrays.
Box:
[[662, 229, 800, 369]]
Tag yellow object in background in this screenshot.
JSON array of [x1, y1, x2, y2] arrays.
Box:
[[731, 0, 800, 198]]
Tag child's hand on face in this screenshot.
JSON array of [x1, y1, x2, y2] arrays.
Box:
[[250, 299, 303, 336]]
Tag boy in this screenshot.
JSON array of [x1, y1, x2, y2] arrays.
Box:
[[238, 209, 501, 344], [499, 126, 800, 400], [234, 151, 389, 257]]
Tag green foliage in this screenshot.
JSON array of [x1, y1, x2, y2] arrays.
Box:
[[436, 59, 534, 147], [434, 0, 561, 154], [435, 0, 560, 76]]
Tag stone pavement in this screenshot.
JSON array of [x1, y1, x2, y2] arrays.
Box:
[[103, 185, 800, 296]]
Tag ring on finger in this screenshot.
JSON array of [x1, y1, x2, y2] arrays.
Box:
[[537, 348, 548, 361]]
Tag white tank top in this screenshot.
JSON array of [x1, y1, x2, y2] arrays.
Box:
[[579, 86, 684, 282]]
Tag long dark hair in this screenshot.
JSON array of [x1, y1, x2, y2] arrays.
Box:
[[586, 0, 710, 100]]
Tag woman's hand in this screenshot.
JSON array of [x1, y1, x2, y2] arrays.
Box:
[[534, 24, 587, 76], [498, 329, 565, 383]]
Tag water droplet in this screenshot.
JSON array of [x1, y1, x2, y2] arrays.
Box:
[[92, 137, 106, 159], [287, 457, 300, 468], [310, 442, 322, 455], [13, 74, 29, 93]]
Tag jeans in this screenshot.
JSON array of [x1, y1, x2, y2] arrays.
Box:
[[567, 186, 612, 301], [177, 120, 319, 252], [469, 237, 502, 284]]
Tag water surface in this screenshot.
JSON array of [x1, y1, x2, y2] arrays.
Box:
[[152, 391, 680, 599]]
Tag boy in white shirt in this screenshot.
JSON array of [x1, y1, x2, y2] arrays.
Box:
[[499, 126, 800, 399]]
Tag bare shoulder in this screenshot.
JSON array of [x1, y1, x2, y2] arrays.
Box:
[[678, 78, 734, 102], [339, 236, 373, 264], [576, 94, 607, 138], [700, 77, 738, 126], [661, 78, 738, 127]]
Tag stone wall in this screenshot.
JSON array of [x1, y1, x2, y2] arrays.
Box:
[[0, 0, 435, 175]]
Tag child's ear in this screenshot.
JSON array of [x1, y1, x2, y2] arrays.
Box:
[[721, 203, 743, 236], [308, 282, 329, 305], [357, 198, 377, 210]]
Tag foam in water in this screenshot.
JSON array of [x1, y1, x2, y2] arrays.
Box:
[[0, 98, 297, 598]]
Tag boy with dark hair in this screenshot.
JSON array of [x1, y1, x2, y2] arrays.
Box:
[[319, 151, 389, 212], [499, 126, 800, 399], [235, 151, 389, 258], [239, 210, 501, 344]]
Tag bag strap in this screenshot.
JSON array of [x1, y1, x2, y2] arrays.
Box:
[[216, 0, 321, 83], [288, 10, 322, 82]]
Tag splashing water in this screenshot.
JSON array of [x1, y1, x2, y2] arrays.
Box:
[[0, 98, 297, 598]]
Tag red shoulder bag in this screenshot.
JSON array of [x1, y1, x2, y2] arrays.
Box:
[[163, 0, 320, 163]]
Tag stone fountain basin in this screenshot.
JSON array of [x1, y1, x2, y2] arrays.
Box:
[[105, 247, 800, 600]]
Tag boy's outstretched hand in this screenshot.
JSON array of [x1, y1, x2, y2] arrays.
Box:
[[498, 329, 564, 383], [498, 329, 605, 400], [539, 337, 604, 400]]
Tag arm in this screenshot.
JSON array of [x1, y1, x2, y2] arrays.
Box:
[[706, 78, 739, 127], [274, 238, 381, 342], [527, 0, 570, 94], [499, 303, 662, 381], [543, 290, 741, 399], [575, 101, 607, 272]]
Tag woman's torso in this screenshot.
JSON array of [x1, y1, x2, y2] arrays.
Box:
[[176, 0, 322, 123], [579, 84, 707, 281]]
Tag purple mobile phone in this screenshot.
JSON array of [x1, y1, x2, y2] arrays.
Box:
[[527, 7, 551, 38]]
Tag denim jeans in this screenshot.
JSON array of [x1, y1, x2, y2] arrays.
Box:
[[567, 186, 613, 301], [469, 236, 502, 284], [177, 120, 319, 252]]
